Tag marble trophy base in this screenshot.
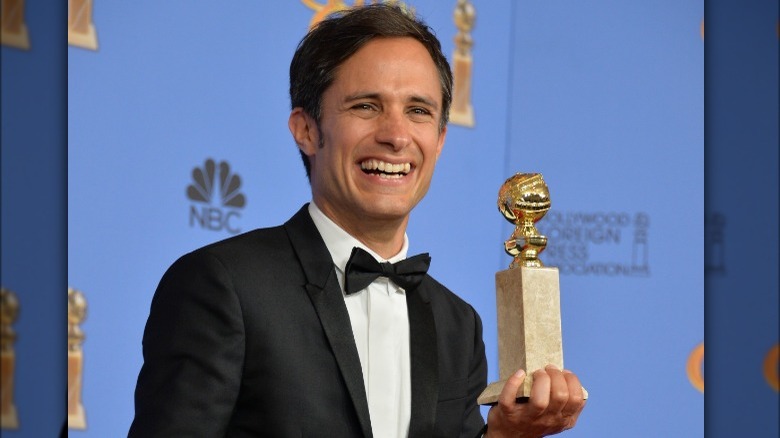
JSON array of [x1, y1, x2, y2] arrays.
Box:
[[478, 266, 563, 405]]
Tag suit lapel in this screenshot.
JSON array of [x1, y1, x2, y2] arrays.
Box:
[[285, 205, 373, 438], [406, 282, 439, 438]]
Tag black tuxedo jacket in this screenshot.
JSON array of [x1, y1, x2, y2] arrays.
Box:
[[129, 205, 487, 437]]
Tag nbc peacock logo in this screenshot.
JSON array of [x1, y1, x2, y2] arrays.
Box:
[[187, 158, 246, 234]]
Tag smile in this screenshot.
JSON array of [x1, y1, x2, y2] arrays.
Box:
[[360, 159, 411, 179]]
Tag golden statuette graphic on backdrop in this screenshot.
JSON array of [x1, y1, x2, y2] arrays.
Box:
[[0, 0, 30, 50], [302, 0, 414, 30], [68, 288, 88, 429], [0, 288, 20, 429], [450, 0, 475, 127], [68, 0, 98, 50], [478, 173, 587, 404]]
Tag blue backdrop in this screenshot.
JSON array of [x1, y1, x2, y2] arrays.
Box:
[[14, 0, 779, 437]]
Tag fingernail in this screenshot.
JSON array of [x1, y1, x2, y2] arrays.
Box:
[[545, 364, 560, 371], [514, 369, 526, 379]]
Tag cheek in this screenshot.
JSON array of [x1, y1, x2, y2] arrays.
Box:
[[419, 130, 444, 154], [322, 130, 357, 163]]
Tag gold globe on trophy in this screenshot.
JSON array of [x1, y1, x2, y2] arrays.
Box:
[[498, 173, 551, 269]]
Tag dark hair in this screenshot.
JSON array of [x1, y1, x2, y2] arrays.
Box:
[[289, 4, 453, 179]]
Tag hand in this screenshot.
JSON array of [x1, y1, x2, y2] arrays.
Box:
[[485, 365, 586, 438]]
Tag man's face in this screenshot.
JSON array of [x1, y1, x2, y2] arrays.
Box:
[[291, 37, 447, 236]]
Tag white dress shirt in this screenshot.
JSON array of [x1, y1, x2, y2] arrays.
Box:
[[309, 203, 411, 438]]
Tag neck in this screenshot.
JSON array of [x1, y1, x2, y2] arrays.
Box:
[[315, 203, 408, 260]]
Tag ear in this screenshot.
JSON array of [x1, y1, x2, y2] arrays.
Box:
[[288, 107, 319, 157], [435, 124, 447, 161]]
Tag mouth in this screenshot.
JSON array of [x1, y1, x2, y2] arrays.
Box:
[[360, 159, 412, 179]]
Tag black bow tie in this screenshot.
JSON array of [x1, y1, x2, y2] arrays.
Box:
[[343, 247, 431, 295]]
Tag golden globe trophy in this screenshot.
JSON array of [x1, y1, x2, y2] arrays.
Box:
[[478, 173, 586, 404], [0, 0, 30, 50], [450, 0, 475, 127], [0, 288, 20, 429], [67, 0, 98, 50], [68, 288, 88, 429]]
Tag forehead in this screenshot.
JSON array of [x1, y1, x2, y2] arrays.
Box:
[[329, 37, 442, 103]]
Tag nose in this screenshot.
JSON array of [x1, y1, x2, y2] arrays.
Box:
[[375, 109, 411, 151]]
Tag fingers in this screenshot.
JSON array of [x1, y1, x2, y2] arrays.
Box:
[[487, 366, 587, 436], [498, 369, 526, 409], [528, 365, 581, 417], [545, 365, 570, 413], [527, 368, 551, 415], [560, 370, 586, 422]]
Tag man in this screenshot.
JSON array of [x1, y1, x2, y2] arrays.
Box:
[[129, 5, 585, 437]]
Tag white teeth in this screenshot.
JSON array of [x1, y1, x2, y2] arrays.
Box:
[[360, 159, 411, 175]]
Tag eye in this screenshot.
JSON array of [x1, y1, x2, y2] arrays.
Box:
[[408, 106, 434, 122], [351, 103, 377, 112]]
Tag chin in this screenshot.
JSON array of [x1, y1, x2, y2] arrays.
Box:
[[359, 202, 413, 221]]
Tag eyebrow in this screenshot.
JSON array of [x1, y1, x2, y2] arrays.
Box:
[[344, 92, 440, 110], [409, 95, 439, 109], [344, 92, 380, 103]]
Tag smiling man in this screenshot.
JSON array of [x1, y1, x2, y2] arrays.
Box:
[[130, 5, 585, 438], [289, 35, 445, 259]]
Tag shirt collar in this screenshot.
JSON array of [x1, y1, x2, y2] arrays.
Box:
[[308, 202, 409, 275]]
